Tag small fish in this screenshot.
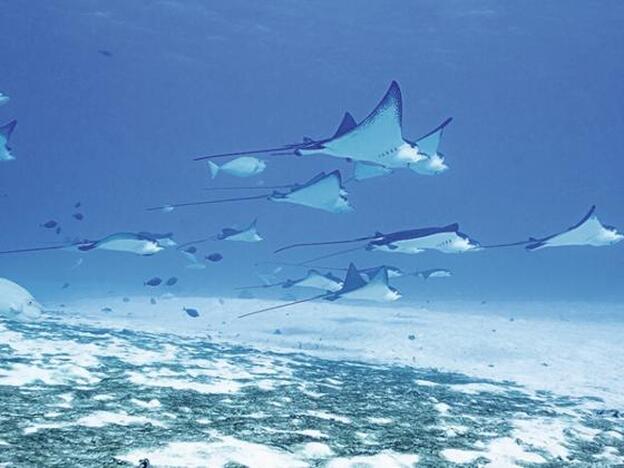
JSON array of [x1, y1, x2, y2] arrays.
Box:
[[183, 307, 199, 318], [98, 49, 113, 57], [74, 202, 81, 209], [206, 253, 223, 262], [208, 156, 266, 179], [73, 213, 84, 221], [122, 297, 130, 303], [144, 277, 162, 287], [41, 220, 58, 229], [101, 307, 113, 312], [150, 298, 157, 305], [158, 205, 175, 213], [56, 227, 62, 235], [165, 277, 178, 286], [61, 283, 70, 289]]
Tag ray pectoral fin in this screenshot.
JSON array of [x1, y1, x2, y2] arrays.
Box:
[[413, 117, 453, 156], [567, 205, 597, 231]]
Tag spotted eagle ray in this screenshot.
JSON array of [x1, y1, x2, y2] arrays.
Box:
[[236, 269, 343, 293], [239, 263, 401, 318], [1, 120, 17, 162], [0, 232, 172, 257], [274, 223, 481, 264], [194, 82, 452, 174], [148, 170, 352, 214], [525, 206, 623, 251]]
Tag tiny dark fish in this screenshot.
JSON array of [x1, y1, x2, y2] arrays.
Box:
[[56, 227, 61, 235], [184, 307, 199, 318], [165, 277, 178, 286], [73, 213, 84, 221], [101, 307, 113, 312], [150, 298, 157, 305], [61, 283, 70, 289], [98, 49, 113, 57], [206, 253, 223, 262], [74, 202, 81, 208], [123, 297, 130, 303], [41, 220, 58, 229], [144, 277, 162, 287], [184, 246, 198, 254]]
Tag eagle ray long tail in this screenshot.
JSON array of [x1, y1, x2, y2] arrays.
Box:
[[238, 293, 328, 319], [256, 261, 348, 272], [481, 239, 533, 248], [0, 244, 73, 255], [300, 245, 365, 265], [194, 143, 306, 161], [234, 281, 286, 290], [274, 235, 380, 254], [203, 184, 296, 192], [147, 193, 269, 212]]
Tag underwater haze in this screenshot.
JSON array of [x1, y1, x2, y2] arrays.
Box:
[[1, 1, 624, 467]]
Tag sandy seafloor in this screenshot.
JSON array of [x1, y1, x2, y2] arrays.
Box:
[[1, 297, 623, 467]]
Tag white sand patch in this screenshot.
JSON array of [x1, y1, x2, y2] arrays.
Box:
[[368, 417, 393, 425], [0, 363, 98, 386], [449, 382, 510, 395], [119, 438, 308, 468], [127, 369, 242, 394], [595, 446, 624, 464], [93, 394, 115, 401], [483, 437, 546, 466], [441, 448, 482, 463], [23, 422, 68, 434], [131, 398, 161, 409], [300, 387, 324, 399], [605, 430, 623, 440], [299, 442, 333, 458], [62, 297, 624, 406], [571, 424, 601, 441], [327, 451, 420, 467], [77, 411, 165, 428], [296, 429, 328, 439], [434, 402, 451, 414], [414, 379, 440, 387], [306, 410, 351, 424], [512, 418, 569, 459], [56, 393, 74, 408]]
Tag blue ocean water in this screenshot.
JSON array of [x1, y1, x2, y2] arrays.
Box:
[[1, 1, 623, 302], [1, 3, 624, 466]]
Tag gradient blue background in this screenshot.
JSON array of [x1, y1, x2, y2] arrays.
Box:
[[1, 0, 623, 303]]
